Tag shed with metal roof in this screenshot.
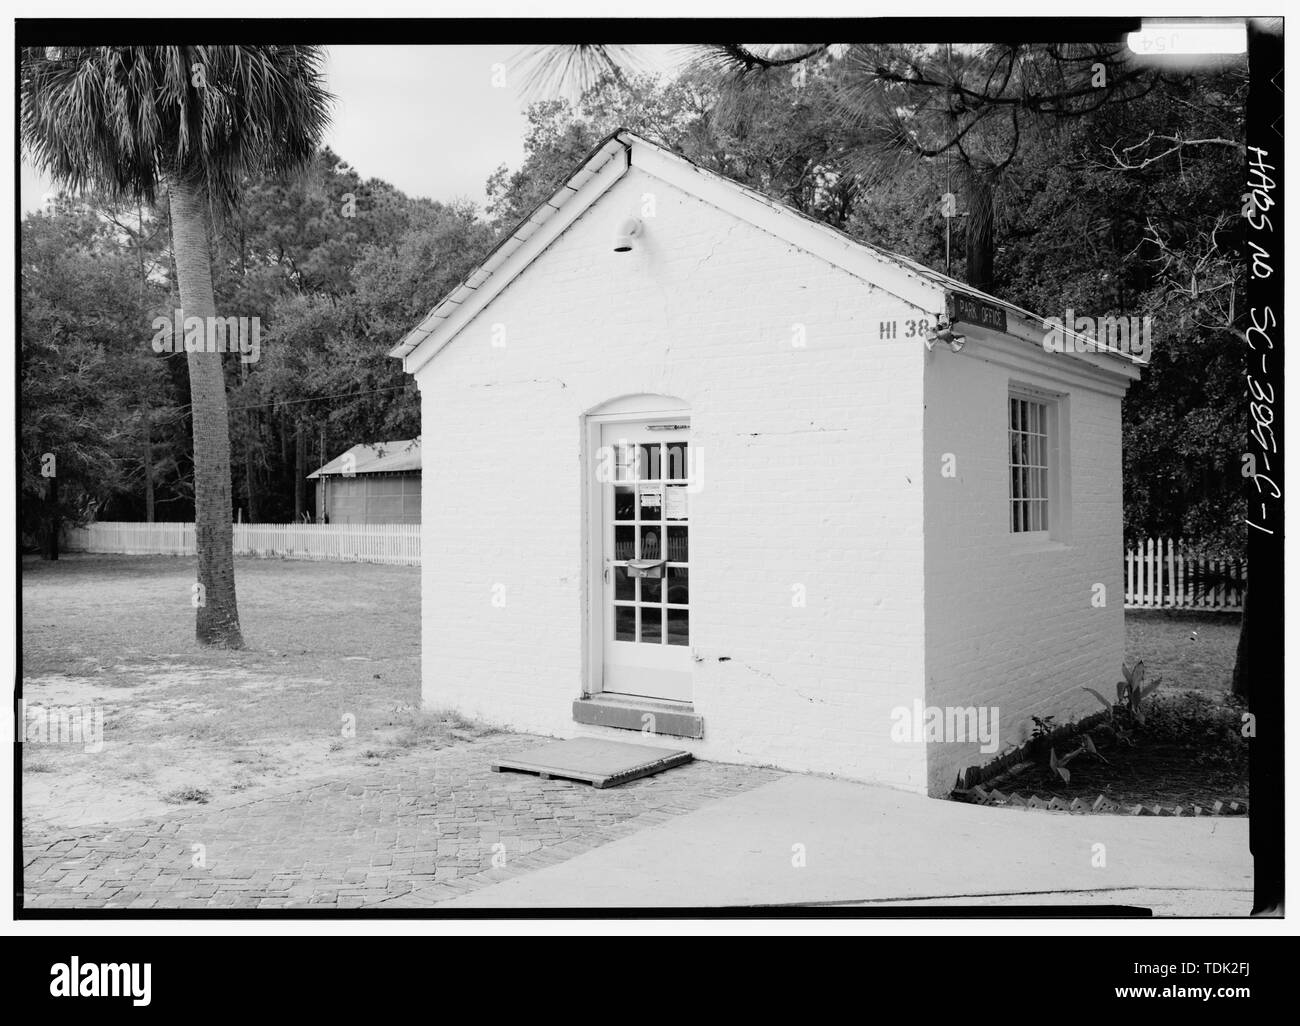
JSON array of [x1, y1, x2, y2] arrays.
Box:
[[308, 439, 421, 524]]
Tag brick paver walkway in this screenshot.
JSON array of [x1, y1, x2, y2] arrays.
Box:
[[22, 734, 779, 910]]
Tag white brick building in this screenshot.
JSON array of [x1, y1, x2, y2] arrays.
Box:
[[391, 131, 1141, 796]]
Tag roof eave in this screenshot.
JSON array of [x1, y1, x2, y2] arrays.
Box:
[[388, 130, 633, 367], [390, 129, 1143, 382]]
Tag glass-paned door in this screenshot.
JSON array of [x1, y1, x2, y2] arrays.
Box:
[[599, 420, 693, 702]]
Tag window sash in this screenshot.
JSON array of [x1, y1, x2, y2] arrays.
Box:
[[1009, 395, 1050, 534]]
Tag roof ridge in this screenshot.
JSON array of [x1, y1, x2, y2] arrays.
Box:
[[391, 130, 1140, 369]]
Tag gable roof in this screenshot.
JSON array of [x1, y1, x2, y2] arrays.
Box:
[[308, 439, 421, 479], [391, 129, 1141, 380]]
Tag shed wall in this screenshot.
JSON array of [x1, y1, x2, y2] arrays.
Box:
[[414, 167, 931, 789], [921, 334, 1130, 794]]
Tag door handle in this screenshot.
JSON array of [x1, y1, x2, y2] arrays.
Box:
[[627, 558, 666, 579]]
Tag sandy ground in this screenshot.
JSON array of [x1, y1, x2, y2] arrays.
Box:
[[22, 664, 366, 829], [19, 658, 466, 830], [21, 555, 485, 833]]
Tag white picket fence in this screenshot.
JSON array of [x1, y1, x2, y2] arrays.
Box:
[[59, 526, 1242, 604], [63, 521, 421, 567], [1125, 537, 1245, 611]]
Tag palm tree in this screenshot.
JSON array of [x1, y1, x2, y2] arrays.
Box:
[[22, 46, 331, 647]]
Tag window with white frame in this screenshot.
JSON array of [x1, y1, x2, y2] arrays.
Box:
[[1009, 393, 1050, 533]]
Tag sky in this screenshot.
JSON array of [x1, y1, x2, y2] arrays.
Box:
[[317, 45, 530, 205], [20, 44, 683, 215]]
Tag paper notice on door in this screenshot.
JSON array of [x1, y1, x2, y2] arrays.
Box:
[[639, 485, 662, 508], [666, 486, 687, 520]]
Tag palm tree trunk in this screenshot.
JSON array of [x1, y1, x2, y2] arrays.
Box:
[[964, 165, 996, 292], [169, 178, 244, 648]]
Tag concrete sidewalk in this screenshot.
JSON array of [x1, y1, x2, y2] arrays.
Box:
[[435, 774, 1252, 914]]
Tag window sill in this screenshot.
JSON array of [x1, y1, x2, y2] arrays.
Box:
[[1008, 533, 1070, 555], [573, 695, 704, 739]]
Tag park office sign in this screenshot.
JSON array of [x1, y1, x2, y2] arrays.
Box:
[[946, 291, 1008, 334]]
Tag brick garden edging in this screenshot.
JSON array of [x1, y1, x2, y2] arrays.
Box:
[[949, 707, 1248, 817], [953, 708, 1113, 793], [955, 784, 1248, 817]]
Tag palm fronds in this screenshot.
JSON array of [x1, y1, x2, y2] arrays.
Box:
[[21, 45, 333, 218], [1181, 557, 1247, 606], [511, 44, 647, 101]]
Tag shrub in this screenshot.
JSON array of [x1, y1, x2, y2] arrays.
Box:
[[1139, 691, 1248, 771], [1084, 659, 1163, 744]]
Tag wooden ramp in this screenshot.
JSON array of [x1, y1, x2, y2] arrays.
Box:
[[491, 738, 692, 789]]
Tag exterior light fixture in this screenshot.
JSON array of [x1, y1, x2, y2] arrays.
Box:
[[613, 217, 642, 253], [924, 320, 967, 353]]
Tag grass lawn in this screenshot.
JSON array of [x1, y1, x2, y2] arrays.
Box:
[[21, 554, 494, 831], [1125, 608, 1242, 695], [998, 609, 1248, 808]]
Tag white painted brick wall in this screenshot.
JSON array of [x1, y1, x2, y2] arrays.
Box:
[[415, 167, 931, 791], [921, 339, 1130, 794], [410, 164, 1132, 796]]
